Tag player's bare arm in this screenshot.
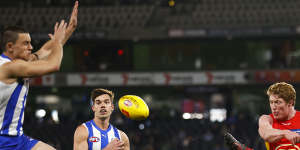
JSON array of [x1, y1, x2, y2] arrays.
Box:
[[62, 0, 78, 45], [29, 34, 62, 61], [259, 115, 283, 142], [33, 1, 78, 60], [258, 115, 300, 144], [120, 130, 130, 150], [73, 125, 89, 150], [0, 20, 67, 80]]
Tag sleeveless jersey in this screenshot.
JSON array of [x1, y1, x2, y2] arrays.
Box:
[[265, 111, 300, 150], [0, 54, 29, 136], [83, 120, 121, 150]]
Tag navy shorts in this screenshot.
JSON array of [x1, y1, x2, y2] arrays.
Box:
[[0, 134, 39, 150]]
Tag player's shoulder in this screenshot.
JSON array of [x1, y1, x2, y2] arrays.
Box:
[[293, 110, 300, 120], [117, 129, 129, 140], [0, 59, 20, 81], [258, 114, 273, 123], [260, 114, 272, 117], [74, 124, 89, 144], [111, 124, 123, 133], [0, 58, 27, 71], [259, 114, 272, 119], [74, 124, 89, 137], [117, 129, 126, 135]]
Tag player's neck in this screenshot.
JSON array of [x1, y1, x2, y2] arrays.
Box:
[[287, 108, 296, 120], [93, 118, 110, 130]]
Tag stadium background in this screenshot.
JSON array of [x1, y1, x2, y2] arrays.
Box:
[[2, 0, 300, 149]]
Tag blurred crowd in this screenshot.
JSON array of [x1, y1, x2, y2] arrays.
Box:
[[23, 107, 266, 150]]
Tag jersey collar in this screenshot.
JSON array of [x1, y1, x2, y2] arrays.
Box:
[[1, 54, 12, 61]]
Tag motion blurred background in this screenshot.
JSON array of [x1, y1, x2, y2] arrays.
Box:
[[1, 0, 300, 149]]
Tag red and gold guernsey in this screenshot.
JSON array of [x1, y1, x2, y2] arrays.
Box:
[[265, 111, 300, 150]]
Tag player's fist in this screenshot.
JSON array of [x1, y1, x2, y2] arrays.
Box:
[[103, 138, 125, 150], [284, 130, 300, 145]]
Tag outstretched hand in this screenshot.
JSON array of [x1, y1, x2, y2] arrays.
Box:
[[34, 2, 77, 60], [67, 1, 78, 32], [48, 1, 78, 44], [52, 20, 67, 44]]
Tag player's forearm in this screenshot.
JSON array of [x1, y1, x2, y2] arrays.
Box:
[[259, 127, 286, 143], [38, 39, 56, 52], [73, 144, 88, 150], [61, 28, 75, 45], [33, 39, 56, 60], [44, 40, 63, 72], [36, 28, 74, 60]]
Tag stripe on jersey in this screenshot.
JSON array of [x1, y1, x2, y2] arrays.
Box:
[[1, 83, 23, 135], [8, 81, 27, 135], [113, 126, 120, 140], [265, 142, 270, 150], [85, 122, 94, 150], [84, 120, 121, 150], [16, 87, 28, 136], [91, 120, 109, 149], [91, 123, 101, 149], [0, 54, 11, 60], [290, 129, 300, 133], [107, 127, 115, 143]]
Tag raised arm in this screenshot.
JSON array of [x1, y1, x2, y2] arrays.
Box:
[[258, 115, 300, 144], [33, 1, 78, 60], [1, 20, 67, 78], [73, 125, 89, 150], [62, 0, 78, 45]]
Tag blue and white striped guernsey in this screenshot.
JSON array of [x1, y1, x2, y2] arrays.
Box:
[[84, 120, 121, 150], [0, 54, 29, 136]]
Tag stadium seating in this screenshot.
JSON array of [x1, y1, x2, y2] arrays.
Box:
[[1, 0, 300, 35]]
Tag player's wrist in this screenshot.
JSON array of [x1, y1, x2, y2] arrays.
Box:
[[33, 53, 39, 60], [280, 130, 290, 137], [52, 38, 64, 46]]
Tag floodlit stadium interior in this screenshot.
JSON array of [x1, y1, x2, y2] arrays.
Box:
[[1, 0, 300, 149]]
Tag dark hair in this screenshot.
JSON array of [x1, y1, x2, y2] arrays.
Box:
[[0, 26, 28, 51], [91, 88, 114, 105]]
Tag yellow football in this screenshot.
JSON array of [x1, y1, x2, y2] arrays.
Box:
[[118, 95, 149, 120]]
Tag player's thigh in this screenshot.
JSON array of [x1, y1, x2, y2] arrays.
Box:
[[31, 141, 55, 150]]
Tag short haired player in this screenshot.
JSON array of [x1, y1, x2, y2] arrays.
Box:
[[225, 82, 300, 150], [0, 1, 78, 150], [73, 88, 130, 150]]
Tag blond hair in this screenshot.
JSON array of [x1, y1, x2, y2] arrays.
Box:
[[267, 82, 296, 105]]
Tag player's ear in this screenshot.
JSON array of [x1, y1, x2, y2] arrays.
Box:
[[112, 102, 114, 111], [288, 100, 294, 107], [91, 101, 96, 112], [91, 105, 96, 112], [5, 42, 14, 52]]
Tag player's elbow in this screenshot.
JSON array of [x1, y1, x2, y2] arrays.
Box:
[[51, 64, 61, 72], [258, 127, 282, 143], [258, 127, 268, 141], [45, 63, 61, 74]]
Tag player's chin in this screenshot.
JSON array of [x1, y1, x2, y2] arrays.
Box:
[[98, 116, 109, 120], [98, 114, 109, 118], [273, 115, 283, 120], [23, 54, 31, 61], [22, 56, 30, 61]]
